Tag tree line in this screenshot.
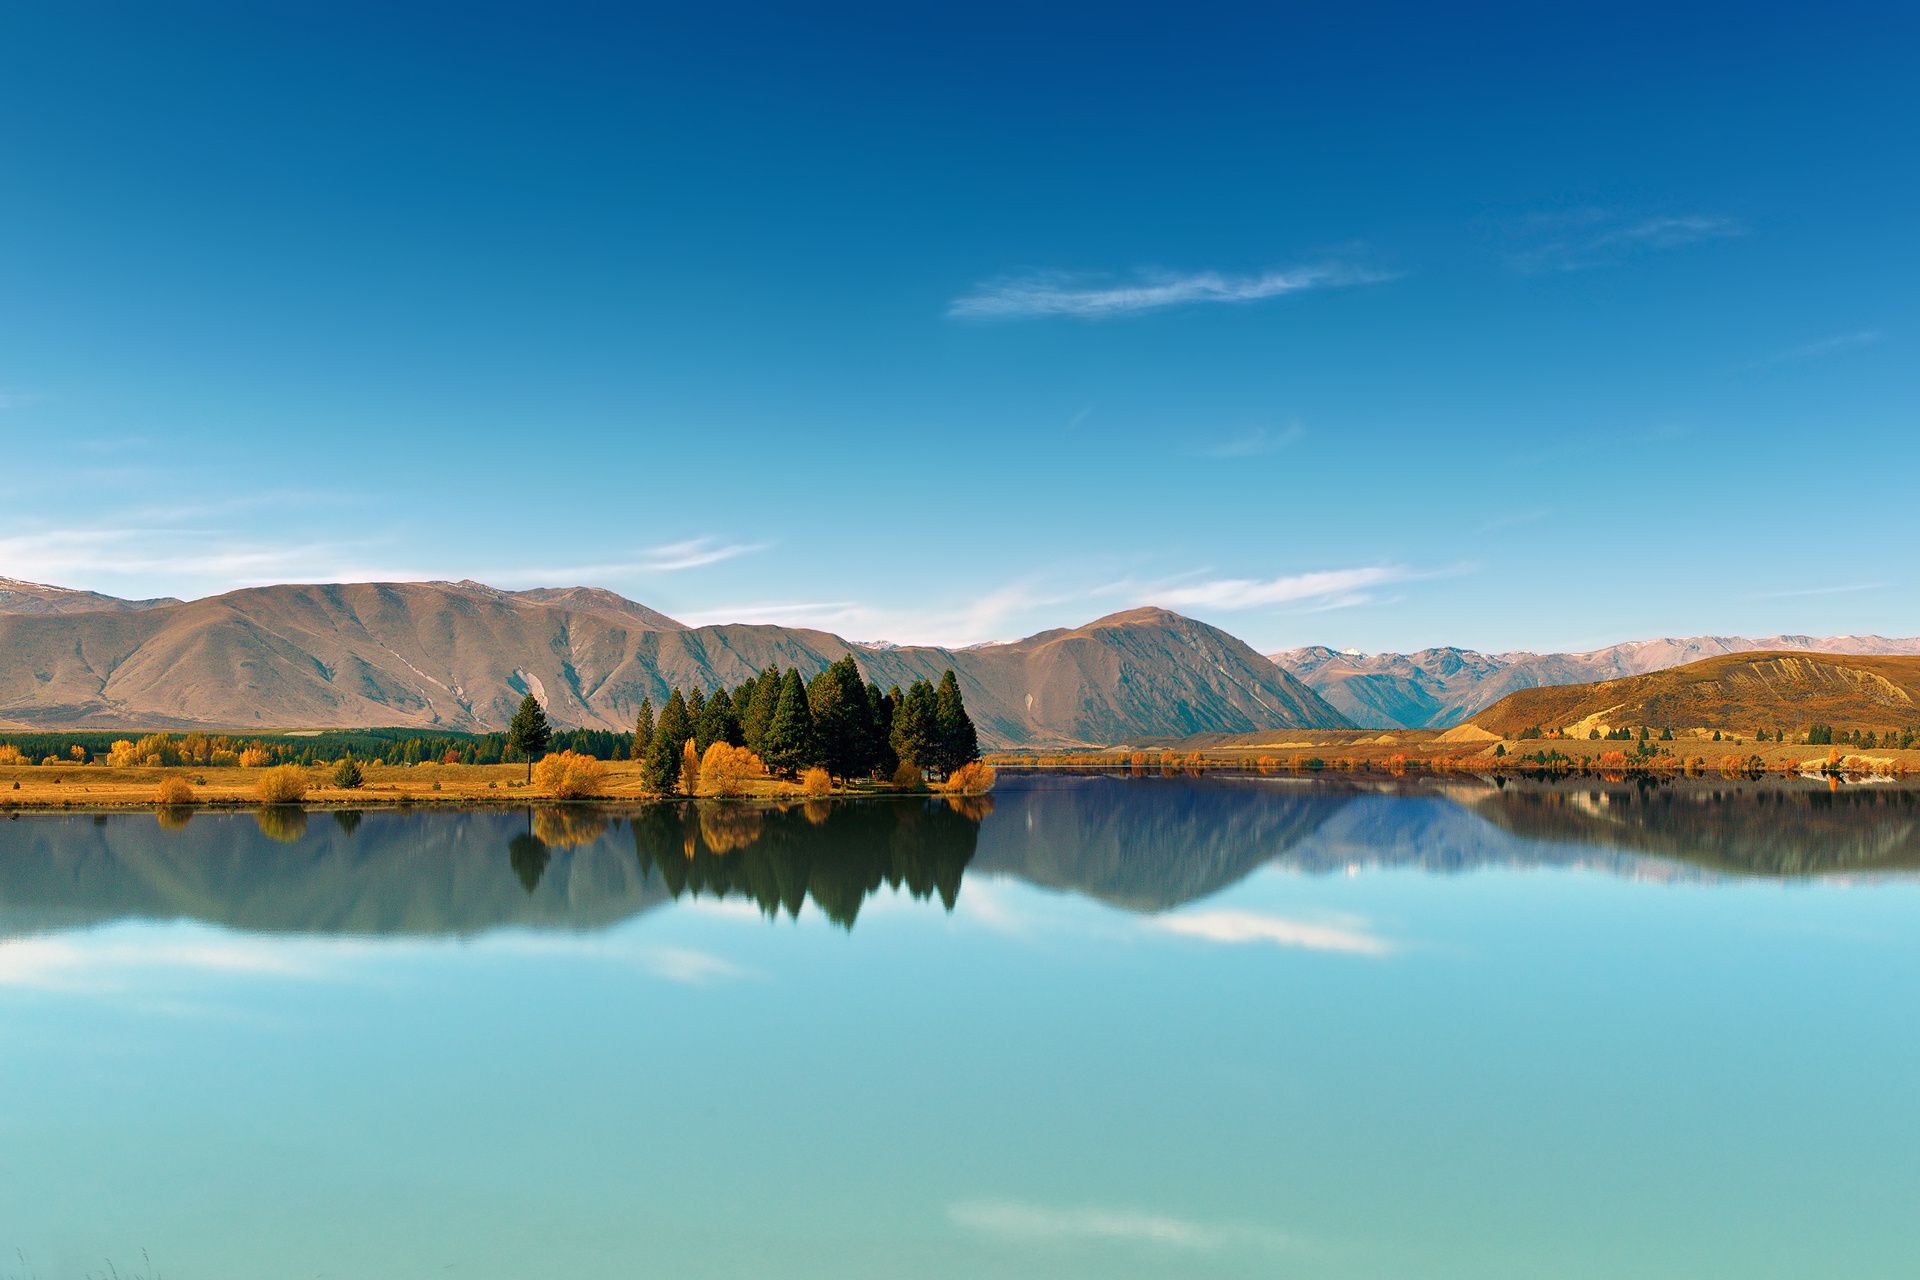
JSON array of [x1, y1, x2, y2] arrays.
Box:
[[603, 658, 980, 793]]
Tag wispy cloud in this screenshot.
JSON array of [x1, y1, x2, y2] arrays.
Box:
[[1750, 581, 1887, 600], [948, 1198, 1291, 1253], [633, 536, 767, 573], [640, 946, 756, 986], [1510, 212, 1744, 273], [949, 261, 1393, 320], [1765, 329, 1885, 364], [1148, 909, 1393, 957], [1152, 565, 1413, 613], [1198, 423, 1305, 459]]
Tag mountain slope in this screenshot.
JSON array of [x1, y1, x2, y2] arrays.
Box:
[[1469, 651, 1920, 737], [0, 583, 1347, 745], [0, 576, 181, 615], [1275, 634, 1920, 728]]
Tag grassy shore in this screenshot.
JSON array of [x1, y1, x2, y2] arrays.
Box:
[[990, 730, 1920, 780], [0, 759, 942, 811]]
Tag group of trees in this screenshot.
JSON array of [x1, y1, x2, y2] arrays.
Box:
[[626, 659, 980, 794]]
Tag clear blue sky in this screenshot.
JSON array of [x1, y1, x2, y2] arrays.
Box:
[[3, 1, 1914, 653]]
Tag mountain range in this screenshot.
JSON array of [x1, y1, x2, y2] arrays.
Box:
[[0, 578, 1343, 746], [1273, 634, 1920, 729]]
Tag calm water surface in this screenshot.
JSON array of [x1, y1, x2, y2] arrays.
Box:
[[3, 775, 1918, 1279]]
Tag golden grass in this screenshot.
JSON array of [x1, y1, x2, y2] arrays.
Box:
[[0, 758, 917, 810]]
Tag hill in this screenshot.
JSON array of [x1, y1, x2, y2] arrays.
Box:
[[0, 582, 1347, 747], [1469, 651, 1920, 738], [1275, 634, 1920, 728], [0, 576, 181, 616]]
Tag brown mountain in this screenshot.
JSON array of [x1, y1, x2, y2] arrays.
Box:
[[1469, 651, 1920, 738], [1275, 634, 1920, 728], [0, 576, 181, 616], [0, 582, 1347, 746]]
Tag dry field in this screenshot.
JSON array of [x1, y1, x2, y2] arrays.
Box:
[[0, 760, 909, 811]]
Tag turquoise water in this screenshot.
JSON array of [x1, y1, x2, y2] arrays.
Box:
[[3, 776, 1918, 1279]]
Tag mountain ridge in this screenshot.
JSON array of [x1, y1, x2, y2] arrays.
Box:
[[0, 579, 1347, 746], [1274, 634, 1920, 728]]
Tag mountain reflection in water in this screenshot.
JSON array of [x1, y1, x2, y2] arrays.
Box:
[[2, 775, 1917, 941]]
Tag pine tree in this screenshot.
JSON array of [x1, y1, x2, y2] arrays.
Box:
[[631, 696, 655, 761], [891, 678, 936, 772], [742, 665, 781, 752], [507, 693, 552, 783], [695, 685, 740, 753], [687, 686, 707, 727], [868, 682, 898, 777], [925, 669, 979, 777], [808, 656, 874, 781], [642, 688, 693, 794], [761, 669, 817, 776]]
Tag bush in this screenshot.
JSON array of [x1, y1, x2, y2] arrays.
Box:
[[942, 761, 996, 796], [698, 742, 766, 797], [532, 750, 607, 799], [890, 761, 925, 791], [331, 756, 365, 789], [799, 766, 832, 798], [154, 776, 195, 805], [255, 766, 309, 804]]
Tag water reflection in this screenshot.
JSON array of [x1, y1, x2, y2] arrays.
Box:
[[2, 777, 1917, 943]]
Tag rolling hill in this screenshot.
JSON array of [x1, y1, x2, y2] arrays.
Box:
[[1275, 634, 1920, 728], [1468, 651, 1920, 738], [0, 580, 1347, 746]]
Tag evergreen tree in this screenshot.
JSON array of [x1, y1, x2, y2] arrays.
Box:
[[930, 669, 979, 777], [890, 678, 937, 772], [631, 696, 655, 761], [642, 688, 693, 793], [695, 685, 741, 753], [867, 681, 897, 777], [761, 669, 818, 776], [808, 656, 875, 781], [507, 693, 552, 783], [687, 686, 707, 727], [742, 665, 781, 752]]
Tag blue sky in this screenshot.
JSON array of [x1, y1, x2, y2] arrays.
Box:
[[2, 1, 1914, 653]]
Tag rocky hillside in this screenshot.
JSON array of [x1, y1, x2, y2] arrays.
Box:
[[1276, 634, 1920, 728], [1468, 651, 1920, 738], [0, 581, 1347, 746]]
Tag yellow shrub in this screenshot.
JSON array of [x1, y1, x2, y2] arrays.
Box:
[[942, 761, 997, 796], [154, 776, 195, 806], [254, 766, 309, 804], [238, 745, 272, 768], [698, 742, 766, 797], [890, 761, 924, 791], [799, 766, 832, 798], [532, 750, 607, 799]]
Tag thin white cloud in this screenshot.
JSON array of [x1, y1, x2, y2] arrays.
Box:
[[1750, 581, 1887, 600], [0, 931, 375, 995], [1766, 329, 1885, 364], [1198, 423, 1305, 459], [641, 946, 755, 986], [949, 262, 1393, 320], [635, 536, 768, 573], [1152, 565, 1411, 612], [1512, 213, 1744, 273], [948, 1198, 1290, 1253], [1148, 909, 1393, 957]]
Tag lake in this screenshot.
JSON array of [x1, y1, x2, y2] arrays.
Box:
[[3, 774, 1918, 1279]]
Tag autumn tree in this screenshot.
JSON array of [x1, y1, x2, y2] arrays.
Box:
[[507, 693, 553, 783]]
